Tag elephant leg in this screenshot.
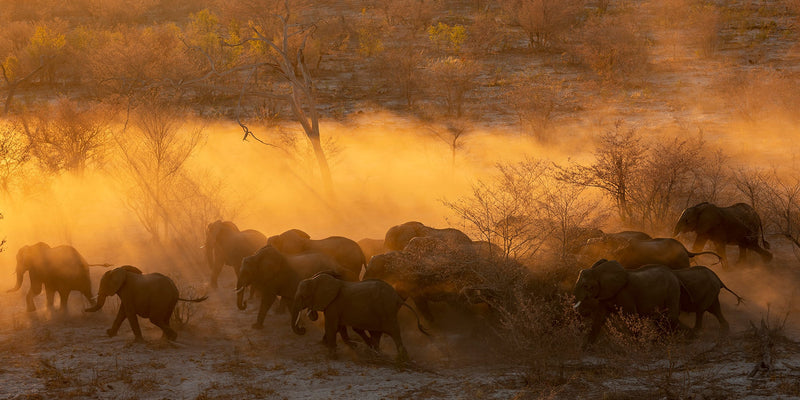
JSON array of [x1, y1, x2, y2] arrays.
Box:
[[26, 281, 43, 312], [714, 242, 729, 270], [323, 315, 338, 358], [351, 328, 373, 348], [368, 331, 383, 350], [45, 288, 56, 310], [108, 306, 127, 337], [253, 293, 277, 329], [412, 296, 435, 323], [123, 304, 143, 341], [737, 246, 748, 264], [58, 291, 70, 312], [152, 318, 177, 341], [387, 326, 408, 361], [693, 310, 704, 332], [708, 299, 729, 334], [338, 326, 358, 348], [209, 264, 223, 289], [586, 308, 610, 345]]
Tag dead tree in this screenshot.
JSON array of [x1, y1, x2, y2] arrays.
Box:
[[219, 3, 334, 198]]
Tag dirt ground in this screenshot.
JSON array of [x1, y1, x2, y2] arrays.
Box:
[[1, 242, 799, 400]]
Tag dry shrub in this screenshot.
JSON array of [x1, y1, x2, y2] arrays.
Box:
[[466, 259, 584, 364], [465, 12, 506, 55], [169, 274, 203, 328], [500, 0, 586, 50], [19, 98, 112, 175], [556, 120, 730, 233], [373, 43, 425, 107], [574, 12, 650, 84], [0, 121, 31, 193], [424, 57, 481, 117], [603, 310, 678, 353], [505, 74, 566, 142], [716, 68, 800, 123]]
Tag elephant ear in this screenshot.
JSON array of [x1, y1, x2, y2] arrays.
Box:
[[310, 274, 341, 311], [101, 268, 129, 296], [593, 260, 628, 300]]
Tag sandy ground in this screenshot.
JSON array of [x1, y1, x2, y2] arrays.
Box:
[[1, 245, 799, 400]]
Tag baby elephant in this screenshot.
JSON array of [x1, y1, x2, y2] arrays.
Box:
[[292, 273, 428, 361], [672, 266, 743, 333], [85, 266, 208, 341]]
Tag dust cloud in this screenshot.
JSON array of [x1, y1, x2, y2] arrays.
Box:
[[1, 109, 799, 332]]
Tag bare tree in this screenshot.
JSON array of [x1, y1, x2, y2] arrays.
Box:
[[501, 0, 585, 49], [428, 122, 469, 171], [505, 74, 565, 141], [114, 103, 204, 243], [540, 183, 606, 262], [20, 98, 111, 175], [374, 42, 424, 107], [425, 56, 480, 117], [209, 1, 335, 197], [444, 159, 552, 260], [555, 120, 646, 223], [0, 122, 30, 193]]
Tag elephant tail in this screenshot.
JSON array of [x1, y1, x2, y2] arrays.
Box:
[[178, 295, 209, 303], [687, 251, 722, 265], [721, 284, 744, 306], [401, 302, 431, 337]]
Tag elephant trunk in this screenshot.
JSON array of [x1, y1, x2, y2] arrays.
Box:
[[8, 270, 24, 292], [673, 212, 689, 237], [236, 285, 247, 310], [290, 301, 307, 335], [84, 294, 107, 312]]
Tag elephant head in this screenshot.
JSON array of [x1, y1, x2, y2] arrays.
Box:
[[384, 222, 427, 250], [572, 259, 628, 309], [266, 229, 311, 254], [8, 242, 50, 293], [85, 265, 143, 312], [205, 220, 238, 269], [291, 273, 342, 335], [235, 245, 290, 311], [674, 202, 711, 236]]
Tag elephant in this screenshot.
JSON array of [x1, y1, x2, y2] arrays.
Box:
[[205, 220, 267, 288], [291, 272, 429, 361], [84, 266, 208, 341], [357, 238, 387, 264], [572, 259, 689, 344], [7, 242, 101, 312], [577, 231, 652, 264], [611, 238, 721, 270], [363, 238, 507, 324], [384, 221, 472, 251], [267, 229, 365, 281], [236, 245, 349, 332], [672, 266, 743, 333], [674, 202, 772, 268]]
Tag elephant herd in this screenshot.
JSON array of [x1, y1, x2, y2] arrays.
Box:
[[5, 201, 771, 358], [572, 201, 768, 344]]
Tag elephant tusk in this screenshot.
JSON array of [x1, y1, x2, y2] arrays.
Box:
[[295, 313, 303, 327], [573, 301, 582, 310], [234, 286, 246, 294], [91, 296, 98, 301]]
